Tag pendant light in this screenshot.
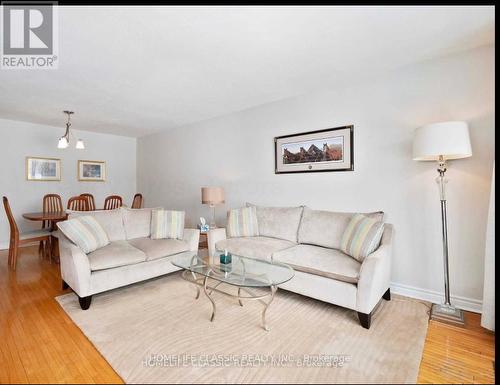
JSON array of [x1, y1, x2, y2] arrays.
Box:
[[58, 111, 85, 149]]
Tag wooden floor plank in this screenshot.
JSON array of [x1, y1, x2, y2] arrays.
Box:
[[0, 246, 495, 384]]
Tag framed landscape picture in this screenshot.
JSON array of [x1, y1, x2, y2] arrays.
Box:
[[26, 156, 61, 181], [78, 160, 106, 182], [274, 125, 354, 174]]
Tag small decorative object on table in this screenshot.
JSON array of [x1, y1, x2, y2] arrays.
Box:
[[220, 249, 232, 264], [198, 217, 209, 233]]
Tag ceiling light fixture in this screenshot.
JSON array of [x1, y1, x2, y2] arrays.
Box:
[[58, 110, 85, 149]]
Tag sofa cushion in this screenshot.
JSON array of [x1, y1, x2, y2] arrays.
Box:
[[87, 240, 147, 271], [122, 207, 155, 240], [227, 206, 259, 238], [340, 214, 385, 262], [216, 236, 296, 261], [298, 207, 384, 250], [128, 237, 190, 261], [246, 203, 304, 243], [151, 209, 185, 240], [272, 244, 361, 284], [57, 216, 110, 254], [69, 208, 126, 242]]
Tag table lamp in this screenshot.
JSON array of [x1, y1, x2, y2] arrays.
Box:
[[413, 121, 472, 325], [201, 187, 225, 229]]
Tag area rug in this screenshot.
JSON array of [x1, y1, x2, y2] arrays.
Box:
[[56, 272, 430, 383]]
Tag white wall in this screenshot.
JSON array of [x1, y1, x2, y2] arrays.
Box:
[[0, 119, 137, 247], [138, 45, 494, 310]]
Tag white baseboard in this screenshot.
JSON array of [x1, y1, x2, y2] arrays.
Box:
[[391, 282, 483, 314], [0, 241, 8, 251]]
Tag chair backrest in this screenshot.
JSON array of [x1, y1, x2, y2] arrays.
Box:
[[80, 193, 96, 211], [131, 193, 143, 209], [2, 196, 19, 240], [42, 194, 63, 228], [104, 195, 122, 210], [67, 196, 89, 211]]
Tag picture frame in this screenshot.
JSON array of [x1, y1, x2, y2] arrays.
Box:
[[274, 125, 354, 174], [26, 156, 61, 181], [78, 160, 106, 182]]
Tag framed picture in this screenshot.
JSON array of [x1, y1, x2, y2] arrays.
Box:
[[78, 160, 106, 182], [274, 125, 354, 174], [26, 156, 61, 181]]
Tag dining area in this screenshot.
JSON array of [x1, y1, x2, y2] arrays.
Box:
[[3, 193, 143, 270]]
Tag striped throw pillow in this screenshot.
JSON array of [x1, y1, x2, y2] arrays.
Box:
[[58, 216, 110, 254], [340, 214, 385, 262], [151, 209, 185, 240], [227, 206, 259, 238]]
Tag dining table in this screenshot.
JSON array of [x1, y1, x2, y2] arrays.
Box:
[[22, 211, 68, 262]]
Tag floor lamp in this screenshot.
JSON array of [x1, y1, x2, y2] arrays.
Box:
[[413, 121, 472, 325]]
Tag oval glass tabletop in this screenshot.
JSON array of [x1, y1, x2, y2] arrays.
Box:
[[171, 253, 294, 288]]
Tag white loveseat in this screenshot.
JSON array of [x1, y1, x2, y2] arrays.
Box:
[[58, 207, 199, 310], [208, 205, 393, 329]]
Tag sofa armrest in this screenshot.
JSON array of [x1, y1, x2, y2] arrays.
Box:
[[207, 228, 227, 257], [183, 228, 200, 252], [356, 224, 394, 314], [58, 232, 92, 297]]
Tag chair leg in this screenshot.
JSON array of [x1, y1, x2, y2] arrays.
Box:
[[11, 245, 19, 271], [38, 241, 44, 258]]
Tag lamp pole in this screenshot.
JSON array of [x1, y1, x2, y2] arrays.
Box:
[[431, 155, 464, 324]]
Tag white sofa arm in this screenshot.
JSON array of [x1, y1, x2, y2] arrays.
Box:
[[183, 228, 200, 252], [58, 234, 92, 297], [356, 224, 394, 314], [207, 228, 227, 257]]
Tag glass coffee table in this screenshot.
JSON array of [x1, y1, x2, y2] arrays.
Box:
[[171, 253, 294, 331]]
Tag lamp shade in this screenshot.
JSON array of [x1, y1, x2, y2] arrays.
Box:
[[201, 187, 225, 205], [413, 121, 472, 161]]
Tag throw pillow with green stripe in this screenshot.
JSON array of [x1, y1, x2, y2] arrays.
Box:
[[340, 213, 385, 262], [150, 209, 185, 240], [58, 216, 110, 254], [227, 206, 259, 238]]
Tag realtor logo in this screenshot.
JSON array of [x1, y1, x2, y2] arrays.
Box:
[[1, 1, 58, 69]]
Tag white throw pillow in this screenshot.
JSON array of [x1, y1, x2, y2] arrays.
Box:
[[58, 216, 110, 254]]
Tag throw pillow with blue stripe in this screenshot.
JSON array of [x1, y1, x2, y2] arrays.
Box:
[[58, 216, 110, 254], [151, 209, 185, 240], [227, 206, 259, 238], [340, 213, 385, 262]]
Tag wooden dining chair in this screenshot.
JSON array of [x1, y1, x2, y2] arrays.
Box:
[[3, 196, 52, 270], [80, 193, 96, 211], [67, 196, 89, 211], [131, 193, 143, 209], [104, 195, 123, 210], [40, 194, 63, 257]]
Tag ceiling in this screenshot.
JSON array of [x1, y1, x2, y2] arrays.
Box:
[[0, 6, 494, 137]]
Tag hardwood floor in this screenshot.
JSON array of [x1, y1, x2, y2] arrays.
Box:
[[0, 245, 122, 384], [0, 245, 495, 384]]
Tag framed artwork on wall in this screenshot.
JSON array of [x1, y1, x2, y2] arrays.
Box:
[[26, 156, 61, 181], [78, 160, 106, 182], [274, 125, 354, 174]]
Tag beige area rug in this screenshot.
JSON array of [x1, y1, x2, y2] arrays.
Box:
[[56, 272, 430, 384]]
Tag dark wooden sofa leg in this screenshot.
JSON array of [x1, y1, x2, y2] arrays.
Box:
[[78, 296, 92, 310], [358, 311, 372, 329], [62, 280, 69, 290], [383, 288, 391, 301]]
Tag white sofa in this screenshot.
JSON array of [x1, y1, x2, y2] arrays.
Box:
[[58, 207, 199, 310], [208, 205, 393, 329]]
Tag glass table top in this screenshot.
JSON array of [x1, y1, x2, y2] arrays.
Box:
[[171, 252, 294, 288]]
